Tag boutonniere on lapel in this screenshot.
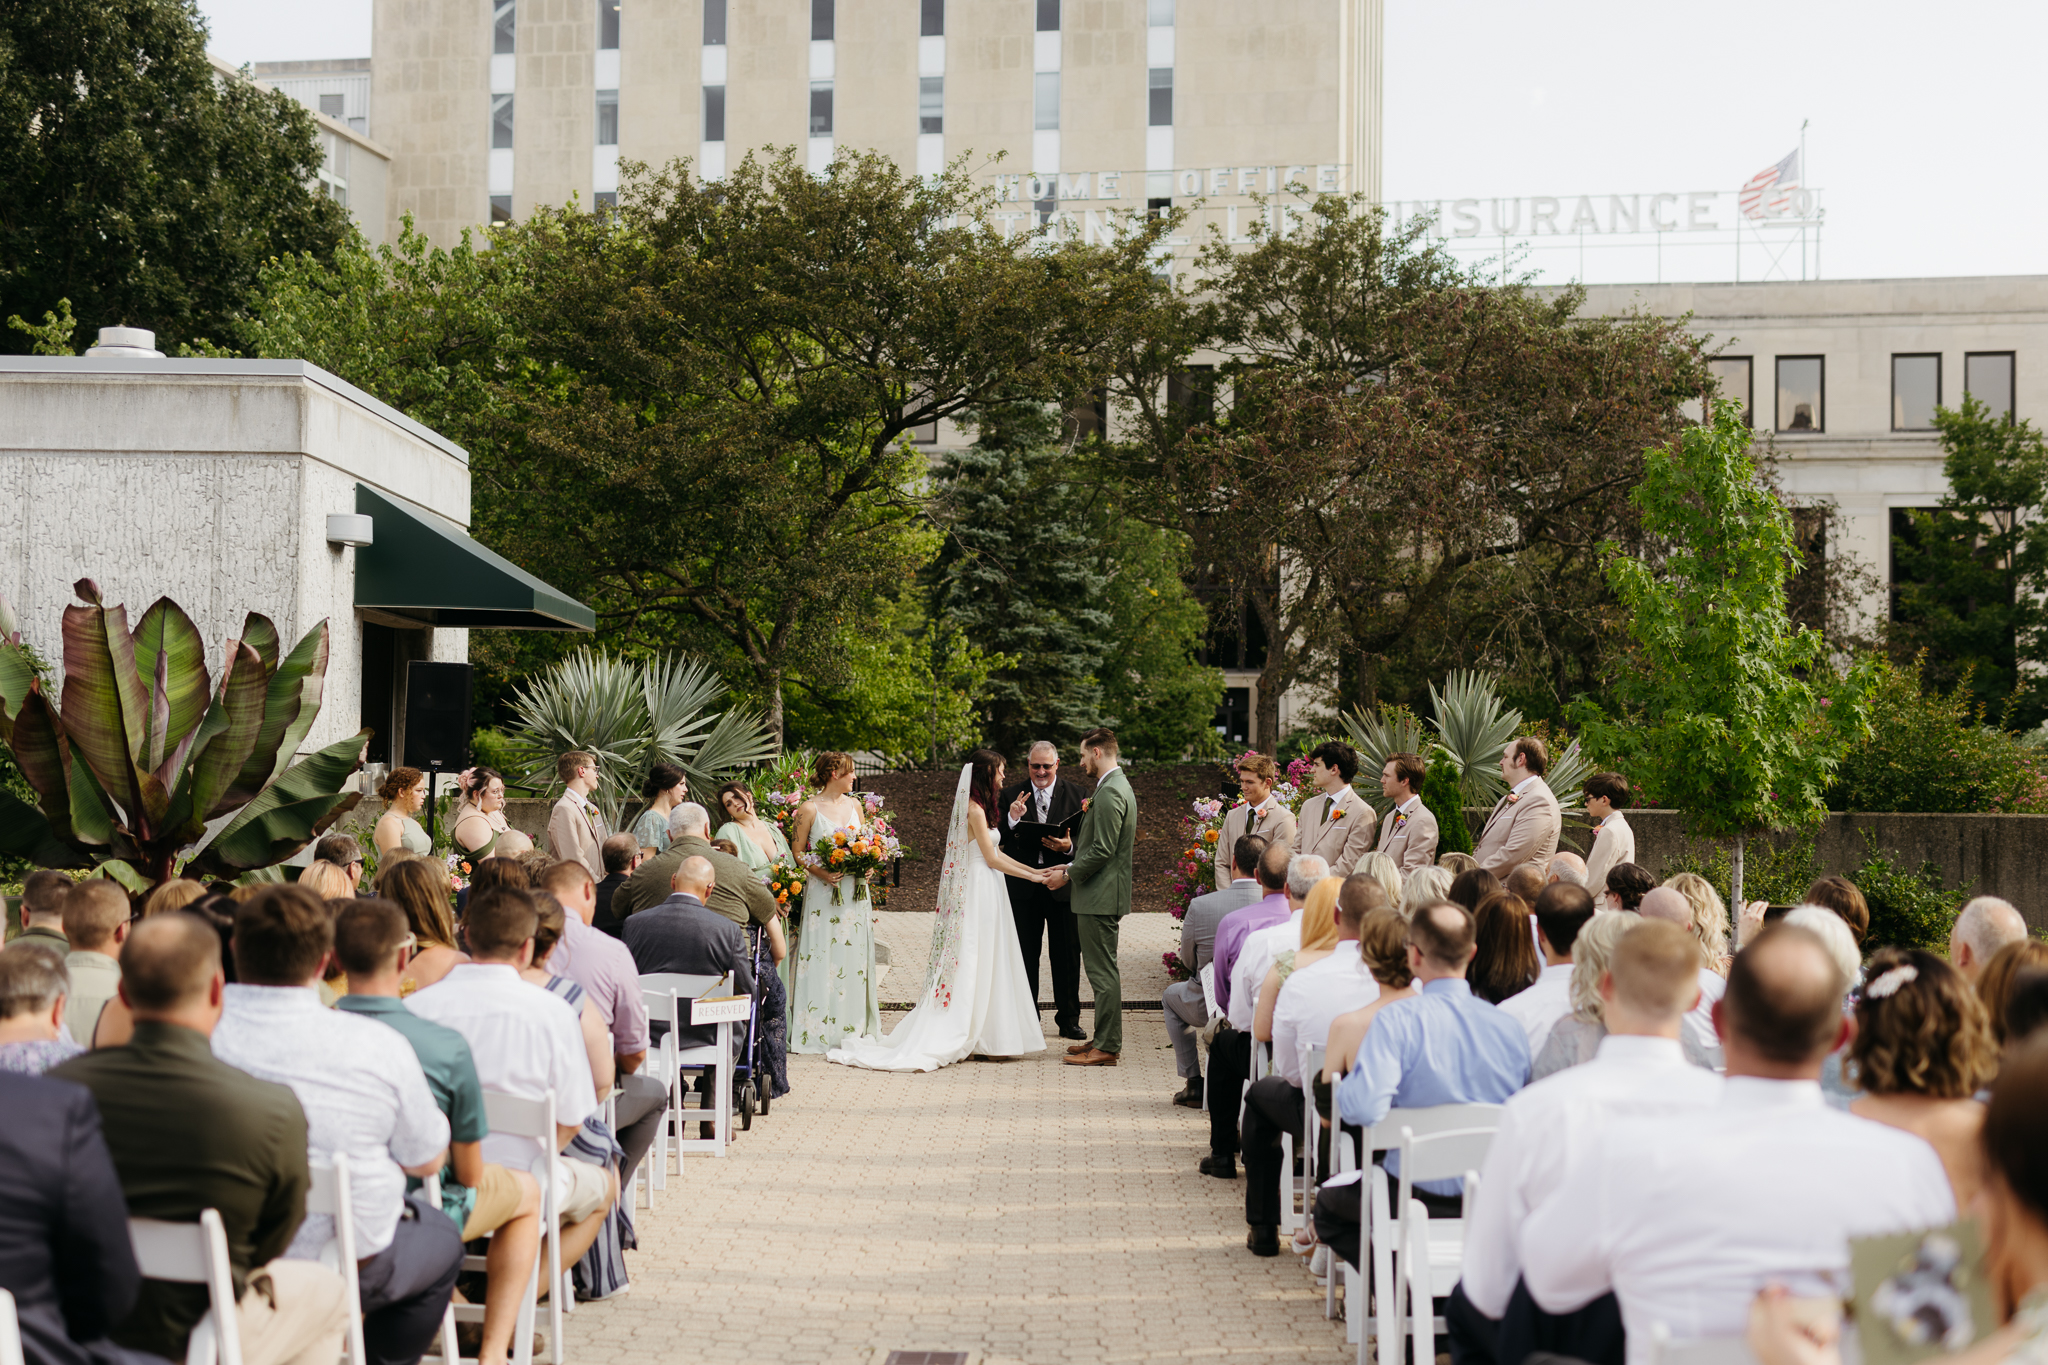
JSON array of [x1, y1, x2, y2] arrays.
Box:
[[1506, 791, 1522, 804], [1082, 797, 1092, 813], [1329, 804, 1347, 821], [1392, 813, 1408, 831]]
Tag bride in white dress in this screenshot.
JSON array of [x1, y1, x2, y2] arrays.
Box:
[[828, 749, 1050, 1072]]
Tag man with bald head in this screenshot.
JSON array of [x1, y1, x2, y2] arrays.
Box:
[[1951, 895, 2029, 984], [623, 856, 755, 1052], [1638, 886, 1727, 1062], [1546, 851, 1588, 888], [1521, 925, 1956, 1364]]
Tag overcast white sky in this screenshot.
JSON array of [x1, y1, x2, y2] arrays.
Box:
[[196, 0, 2045, 285]]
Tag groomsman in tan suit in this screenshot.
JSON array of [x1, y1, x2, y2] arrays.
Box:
[[1580, 772, 1637, 893], [1213, 754, 1297, 892], [1472, 736, 1563, 877], [547, 750, 608, 880], [1296, 741, 1376, 876], [1374, 751, 1440, 873]]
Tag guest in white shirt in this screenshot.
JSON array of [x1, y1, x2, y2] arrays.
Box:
[[1227, 854, 1330, 1033], [1520, 924, 1957, 1365], [1638, 887, 1727, 1063], [1451, 919, 1722, 1365], [210, 886, 461, 1365], [1499, 883, 1598, 1057], [1240, 876, 1384, 1254], [408, 888, 618, 1274], [1580, 774, 1636, 894]]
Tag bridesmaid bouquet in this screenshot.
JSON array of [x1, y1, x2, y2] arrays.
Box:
[[800, 823, 901, 905], [764, 861, 807, 926]]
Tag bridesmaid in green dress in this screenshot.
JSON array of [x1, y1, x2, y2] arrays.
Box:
[[713, 781, 793, 876], [373, 767, 433, 861], [631, 763, 688, 853], [787, 751, 881, 1053]]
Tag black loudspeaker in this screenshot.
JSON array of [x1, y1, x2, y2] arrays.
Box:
[[403, 662, 473, 770]]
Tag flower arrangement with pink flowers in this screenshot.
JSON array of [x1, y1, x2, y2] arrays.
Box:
[[1162, 950, 1194, 984], [1166, 797, 1229, 920]]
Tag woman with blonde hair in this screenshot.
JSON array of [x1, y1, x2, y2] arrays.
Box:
[[1663, 871, 1732, 974], [1400, 865, 1453, 919], [296, 860, 355, 900], [140, 879, 208, 917], [1438, 850, 1479, 877], [1980, 940, 2048, 1047], [1252, 877, 1344, 1041], [1355, 852, 1403, 910], [374, 857, 466, 993]]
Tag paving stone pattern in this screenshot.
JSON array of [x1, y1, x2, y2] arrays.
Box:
[[873, 913, 1180, 1008], [573, 920, 1348, 1363]]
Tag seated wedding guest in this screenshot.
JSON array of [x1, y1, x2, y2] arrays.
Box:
[[1533, 912, 1717, 1080], [1580, 773, 1636, 894], [315, 833, 369, 894], [1785, 905, 1863, 995], [466, 856, 532, 895], [1241, 876, 1382, 1256], [406, 889, 618, 1278], [1639, 886, 1726, 1060], [1447, 866, 1502, 914], [374, 766, 433, 860], [296, 860, 355, 901], [1439, 851, 1480, 877], [449, 767, 513, 858], [1547, 851, 1588, 888], [334, 900, 543, 1365], [1520, 924, 1956, 1363], [519, 897, 614, 1101], [1322, 909, 1421, 1081], [377, 857, 468, 993], [1663, 872, 1733, 975], [140, 877, 209, 917], [2004, 969, 2048, 1048], [1227, 856, 1331, 1037], [1504, 863, 1547, 905], [1949, 896, 2028, 986], [1164, 833, 1267, 1109], [60, 880, 128, 1043], [1601, 862, 1655, 914], [16, 869, 71, 950], [0, 943, 82, 1074], [1847, 948, 1997, 1207], [1453, 920, 1723, 1365], [1357, 851, 1405, 909], [1252, 875, 1345, 1039], [1316, 902, 1529, 1270], [1981, 940, 2048, 1047], [53, 914, 350, 1365], [1499, 883, 1598, 1057], [631, 763, 689, 854], [623, 857, 756, 1050], [212, 886, 460, 1365], [1803, 875, 1870, 948], [592, 834, 642, 938], [611, 803, 779, 932], [1401, 865, 1454, 919], [1470, 891, 1540, 1005], [1200, 842, 1295, 1179], [0, 1066, 143, 1365]]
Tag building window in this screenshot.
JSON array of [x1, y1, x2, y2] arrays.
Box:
[[1034, 72, 1059, 130], [812, 0, 834, 41], [810, 82, 833, 136], [1037, 0, 1060, 30], [598, 0, 619, 49], [493, 0, 515, 54], [919, 77, 943, 134], [1065, 389, 1108, 443], [1707, 356, 1752, 426], [702, 0, 725, 44], [1035, 193, 1056, 226], [1966, 352, 2015, 421], [491, 93, 514, 149], [1775, 355, 1823, 433], [1170, 365, 1216, 426], [1892, 354, 1941, 432], [703, 85, 725, 141], [594, 190, 618, 210], [490, 194, 512, 223], [1150, 0, 1175, 21], [1147, 196, 1171, 219], [595, 89, 618, 145], [921, 0, 944, 36], [1213, 687, 1250, 746], [318, 93, 344, 119], [1148, 67, 1172, 126]]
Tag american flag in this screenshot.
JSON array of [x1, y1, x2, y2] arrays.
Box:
[[1739, 149, 1801, 221]]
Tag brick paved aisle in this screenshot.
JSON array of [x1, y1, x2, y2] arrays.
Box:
[[573, 914, 1350, 1364]]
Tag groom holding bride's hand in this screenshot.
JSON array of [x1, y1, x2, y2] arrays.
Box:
[[1051, 728, 1137, 1067]]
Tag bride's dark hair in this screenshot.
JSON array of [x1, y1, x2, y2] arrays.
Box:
[[967, 748, 1006, 822]]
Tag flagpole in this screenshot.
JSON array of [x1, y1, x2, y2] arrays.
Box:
[[1799, 118, 1809, 281]]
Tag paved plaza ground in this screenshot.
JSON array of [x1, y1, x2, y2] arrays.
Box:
[[570, 913, 1351, 1363]]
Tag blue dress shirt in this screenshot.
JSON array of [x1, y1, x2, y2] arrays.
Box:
[[1336, 976, 1531, 1194]]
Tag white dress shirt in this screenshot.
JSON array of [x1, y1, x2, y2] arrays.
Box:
[[212, 984, 449, 1260], [1269, 941, 1378, 1085], [1520, 1076, 1956, 1364], [1461, 1034, 1722, 1318], [1583, 811, 1637, 894], [407, 963, 598, 1176], [1229, 909, 1303, 1031], [1497, 962, 1576, 1058], [1683, 967, 1726, 1060]]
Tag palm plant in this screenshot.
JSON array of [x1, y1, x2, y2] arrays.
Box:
[[1345, 669, 1588, 819], [505, 649, 778, 825]]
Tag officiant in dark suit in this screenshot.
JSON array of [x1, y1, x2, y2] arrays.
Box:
[[999, 740, 1086, 1041]]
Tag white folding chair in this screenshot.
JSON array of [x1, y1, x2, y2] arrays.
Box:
[[0, 1288, 25, 1365], [427, 1089, 560, 1365], [1394, 1128, 1494, 1365], [1647, 1325, 1764, 1365], [1196, 964, 1219, 1113], [1279, 1044, 1327, 1241], [640, 972, 734, 1162], [129, 1210, 243, 1365], [306, 1155, 367, 1365], [633, 985, 678, 1196]]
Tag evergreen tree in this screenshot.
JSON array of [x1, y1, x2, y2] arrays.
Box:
[[1420, 750, 1473, 855], [930, 400, 1112, 757]]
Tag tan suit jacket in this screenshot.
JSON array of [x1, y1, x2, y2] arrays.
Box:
[[1582, 812, 1637, 895], [1297, 785, 1378, 876], [1472, 778, 1562, 878], [1213, 797, 1297, 891], [547, 791, 607, 880], [1375, 798, 1441, 874]]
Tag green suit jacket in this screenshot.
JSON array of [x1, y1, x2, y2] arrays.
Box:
[[1069, 767, 1136, 918]]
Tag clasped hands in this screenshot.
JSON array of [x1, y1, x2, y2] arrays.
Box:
[[1042, 866, 1070, 890]]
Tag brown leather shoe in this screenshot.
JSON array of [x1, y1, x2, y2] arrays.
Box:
[[1065, 1042, 1094, 1056], [1063, 1048, 1119, 1066]]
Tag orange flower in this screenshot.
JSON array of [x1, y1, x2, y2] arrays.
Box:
[[1203, 829, 1219, 843], [830, 849, 846, 863]]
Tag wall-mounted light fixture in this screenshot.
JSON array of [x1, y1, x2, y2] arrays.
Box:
[[326, 513, 375, 547]]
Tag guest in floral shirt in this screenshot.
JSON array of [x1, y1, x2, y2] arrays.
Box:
[[0, 942, 85, 1075]]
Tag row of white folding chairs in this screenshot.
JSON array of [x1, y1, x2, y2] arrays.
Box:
[[426, 1088, 564, 1365], [638, 972, 740, 1177]]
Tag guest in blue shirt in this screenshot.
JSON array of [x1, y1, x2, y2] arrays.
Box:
[[1319, 900, 1530, 1269]]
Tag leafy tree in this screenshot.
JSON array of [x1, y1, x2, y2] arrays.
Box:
[[1582, 411, 1872, 910], [1891, 394, 2048, 727], [782, 592, 1005, 765], [1093, 516, 1225, 761], [0, 0, 348, 351], [1828, 654, 2048, 814]]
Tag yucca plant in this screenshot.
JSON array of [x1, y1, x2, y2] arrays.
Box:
[[1337, 703, 1425, 815], [1428, 670, 1525, 807], [0, 580, 369, 887], [505, 649, 778, 825]]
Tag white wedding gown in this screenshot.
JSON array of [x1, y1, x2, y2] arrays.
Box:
[[827, 765, 1046, 1073]]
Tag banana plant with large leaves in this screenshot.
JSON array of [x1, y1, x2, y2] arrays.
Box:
[[0, 580, 371, 886]]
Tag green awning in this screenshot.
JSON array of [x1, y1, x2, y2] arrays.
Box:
[[353, 485, 596, 631]]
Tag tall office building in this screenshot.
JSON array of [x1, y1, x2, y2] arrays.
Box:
[[372, 0, 1383, 249]]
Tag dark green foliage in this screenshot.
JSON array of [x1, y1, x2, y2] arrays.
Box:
[[1829, 654, 2048, 813], [1849, 834, 1970, 955], [1421, 750, 1472, 856], [0, 0, 349, 352], [1664, 833, 1823, 910], [1093, 518, 1225, 761], [1891, 396, 2048, 727]]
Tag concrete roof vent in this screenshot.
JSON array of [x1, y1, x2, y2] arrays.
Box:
[[84, 326, 164, 359]]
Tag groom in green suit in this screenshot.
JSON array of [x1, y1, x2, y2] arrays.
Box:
[[1049, 727, 1135, 1066]]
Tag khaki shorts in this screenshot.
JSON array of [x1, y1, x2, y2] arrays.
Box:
[[460, 1162, 527, 1240], [557, 1158, 612, 1224]]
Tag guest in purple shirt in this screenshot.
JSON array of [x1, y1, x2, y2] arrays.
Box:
[[1203, 842, 1294, 1181]]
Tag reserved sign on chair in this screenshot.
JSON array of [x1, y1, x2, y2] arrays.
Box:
[[691, 996, 751, 1024]]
